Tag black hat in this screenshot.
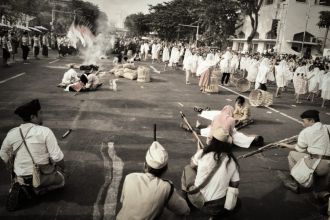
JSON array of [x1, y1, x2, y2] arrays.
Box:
[[14, 99, 41, 121], [300, 110, 319, 121]]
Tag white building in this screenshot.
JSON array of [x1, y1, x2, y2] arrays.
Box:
[[231, 0, 330, 56]]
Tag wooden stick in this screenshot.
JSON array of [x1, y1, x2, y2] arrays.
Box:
[[154, 124, 157, 141], [180, 111, 206, 149]]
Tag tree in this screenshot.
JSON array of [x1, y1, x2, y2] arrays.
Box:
[[317, 11, 330, 52], [148, 0, 200, 41], [238, 0, 264, 52], [124, 13, 150, 36], [197, 0, 241, 48]]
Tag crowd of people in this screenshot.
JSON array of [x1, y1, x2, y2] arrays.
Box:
[[0, 35, 329, 219], [114, 37, 330, 107], [0, 29, 77, 67]]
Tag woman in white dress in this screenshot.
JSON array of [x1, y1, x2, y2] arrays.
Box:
[[255, 57, 272, 91], [307, 66, 321, 102], [275, 59, 291, 97], [162, 42, 170, 71], [321, 67, 330, 107], [246, 56, 259, 84]]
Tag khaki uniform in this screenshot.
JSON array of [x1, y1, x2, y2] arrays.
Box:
[[233, 105, 250, 122], [117, 172, 190, 220]]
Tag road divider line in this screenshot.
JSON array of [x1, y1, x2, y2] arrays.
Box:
[[0, 72, 25, 84], [178, 102, 184, 107], [49, 59, 59, 64], [150, 66, 161, 74], [219, 85, 303, 125]]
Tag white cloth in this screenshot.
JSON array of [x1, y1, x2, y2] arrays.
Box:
[[151, 44, 158, 60], [169, 47, 180, 66], [200, 127, 253, 149], [183, 49, 192, 71], [307, 67, 321, 93], [321, 72, 330, 99], [230, 55, 239, 73], [61, 68, 79, 85], [255, 58, 271, 89], [85, 73, 100, 89], [193, 150, 239, 201], [246, 59, 259, 82], [220, 51, 232, 73], [275, 60, 291, 88], [162, 46, 170, 62], [295, 122, 330, 156], [190, 54, 199, 74], [0, 123, 64, 176]]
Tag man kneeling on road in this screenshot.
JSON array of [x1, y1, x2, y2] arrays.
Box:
[[278, 110, 330, 200], [0, 99, 65, 211], [117, 141, 190, 220]]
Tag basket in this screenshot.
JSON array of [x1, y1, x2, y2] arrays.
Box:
[[123, 70, 137, 80], [229, 72, 242, 86], [137, 67, 151, 82], [236, 78, 251, 92], [249, 89, 273, 107], [205, 75, 219, 93]]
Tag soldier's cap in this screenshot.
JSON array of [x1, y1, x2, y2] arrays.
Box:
[[145, 141, 168, 169], [14, 99, 41, 120], [300, 110, 319, 120]]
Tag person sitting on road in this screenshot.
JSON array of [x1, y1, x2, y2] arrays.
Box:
[[84, 71, 102, 91], [65, 74, 88, 92], [278, 110, 330, 199], [0, 99, 65, 211], [117, 141, 190, 220], [181, 128, 240, 218], [58, 65, 79, 88], [233, 96, 252, 128]]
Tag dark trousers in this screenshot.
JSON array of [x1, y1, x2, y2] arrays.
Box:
[[2, 48, 10, 65], [34, 47, 39, 57], [22, 46, 29, 61], [42, 45, 48, 57], [221, 73, 230, 84], [259, 83, 267, 91]]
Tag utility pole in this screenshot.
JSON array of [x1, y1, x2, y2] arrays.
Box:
[[301, 0, 311, 57], [178, 24, 200, 47]]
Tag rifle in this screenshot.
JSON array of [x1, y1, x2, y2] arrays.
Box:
[[237, 135, 298, 159], [154, 124, 157, 141], [179, 111, 206, 149]]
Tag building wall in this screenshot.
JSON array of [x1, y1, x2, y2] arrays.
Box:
[[233, 0, 330, 55]]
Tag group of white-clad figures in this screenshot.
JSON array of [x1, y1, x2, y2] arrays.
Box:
[[136, 40, 330, 107], [1, 98, 329, 219]]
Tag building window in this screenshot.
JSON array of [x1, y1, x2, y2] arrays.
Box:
[[266, 31, 277, 39], [319, 0, 330, 6], [253, 32, 260, 39], [252, 44, 258, 53], [238, 42, 244, 51], [293, 32, 315, 42], [266, 43, 276, 51], [264, 0, 274, 5], [238, 31, 245, 39]]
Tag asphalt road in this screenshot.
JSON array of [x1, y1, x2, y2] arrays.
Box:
[[0, 51, 329, 220]]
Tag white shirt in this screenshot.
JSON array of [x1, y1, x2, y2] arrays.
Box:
[[296, 122, 330, 156], [0, 123, 64, 176], [61, 68, 79, 85], [192, 150, 239, 201]]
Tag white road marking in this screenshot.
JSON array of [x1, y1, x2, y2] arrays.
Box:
[[45, 65, 67, 69], [326, 113, 330, 116], [291, 105, 297, 107], [0, 72, 25, 84], [226, 98, 232, 102], [49, 59, 59, 64], [267, 111, 272, 114], [103, 142, 124, 219], [150, 66, 161, 74], [178, 102, 184, 107], [219, 85, 303, 125], [93, 142, 124, 220]]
